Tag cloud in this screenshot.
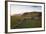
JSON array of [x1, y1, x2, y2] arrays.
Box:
[[10, 5, 42, 15]]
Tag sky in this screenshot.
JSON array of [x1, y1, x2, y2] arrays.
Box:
[[10, 4, 42, 15]]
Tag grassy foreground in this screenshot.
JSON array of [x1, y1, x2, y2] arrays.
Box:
[[11, 12, 42, 29]]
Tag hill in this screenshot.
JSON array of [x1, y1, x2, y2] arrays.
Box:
[[11, 12, 42, 29]]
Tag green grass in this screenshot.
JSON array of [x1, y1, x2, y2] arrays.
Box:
[[14, 19, 41, 28], [11, 16, 41, 29], [11, 12, 42, 29]]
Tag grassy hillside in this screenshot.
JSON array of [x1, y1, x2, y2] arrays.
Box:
[[11, 12, 42, 29]]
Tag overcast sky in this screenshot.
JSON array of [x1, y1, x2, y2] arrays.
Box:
[[10, 4, 42, 15]]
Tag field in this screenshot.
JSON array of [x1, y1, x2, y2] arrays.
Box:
[[11, 12, 42, 29]]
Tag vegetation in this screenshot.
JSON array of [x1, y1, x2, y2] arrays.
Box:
[[11, 12, 42, 29]]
